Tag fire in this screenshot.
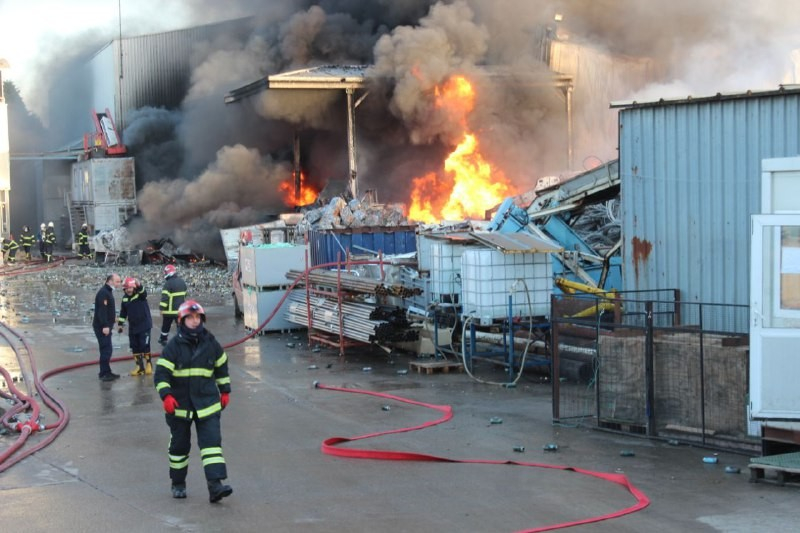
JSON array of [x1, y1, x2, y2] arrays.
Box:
[[408, 76, 516, 223], [279, 171, 318, 207]]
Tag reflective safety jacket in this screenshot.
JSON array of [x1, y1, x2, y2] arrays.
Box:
[[3, 238, 19, 253], [118, 288, 153, 335], [20, 230, 35, 248], [160, 275, 187, 316], [45, 228, 56, 245], [154, 327, 230, 420], [77, 229, 89, 245]]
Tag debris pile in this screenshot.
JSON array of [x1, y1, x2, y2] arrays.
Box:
[[298, 197, 407, 231], [91, 227, 136, 254]]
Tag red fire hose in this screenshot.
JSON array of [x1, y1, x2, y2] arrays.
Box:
[[1, 260, 650, 530], [316, 382, 650, 532]]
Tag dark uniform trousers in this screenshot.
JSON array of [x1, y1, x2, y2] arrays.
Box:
[[94, 329, 113, 377], [166, 412, 226, 484]]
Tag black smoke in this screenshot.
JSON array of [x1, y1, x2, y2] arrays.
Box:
[[17, 0, 800, 259]]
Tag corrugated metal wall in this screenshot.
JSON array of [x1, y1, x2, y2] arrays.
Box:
[[618, 91, 800, 313], [55, 17, 253, 145], [308, 227, 418, 267]]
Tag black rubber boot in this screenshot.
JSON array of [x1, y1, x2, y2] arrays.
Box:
[[208, 479, 233, 503], [171, 483, 187, 499]]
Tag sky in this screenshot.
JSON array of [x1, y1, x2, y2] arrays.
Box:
[[0, 0, 256, 107]]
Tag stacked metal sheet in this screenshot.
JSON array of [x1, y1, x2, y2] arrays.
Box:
[[286, 292, 419, 344]]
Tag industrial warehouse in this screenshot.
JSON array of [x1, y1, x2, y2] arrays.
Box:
[[2, 1, 800, 531]]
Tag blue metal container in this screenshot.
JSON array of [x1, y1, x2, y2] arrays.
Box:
[[308, 226, 418, 267]]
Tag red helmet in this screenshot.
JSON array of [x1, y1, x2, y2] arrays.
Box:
[[164, 264, 177, 278], [123, 277, 138, 290], [178, 299, 205, 323]]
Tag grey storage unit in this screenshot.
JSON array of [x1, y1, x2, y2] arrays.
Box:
[[239, 244, 307, 287], [240, 243, 307, 332], [614, 87, 800, 328], [243, 288, 297, 332]]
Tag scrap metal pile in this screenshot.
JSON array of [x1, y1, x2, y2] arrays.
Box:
[[297, 196, 407, 231]]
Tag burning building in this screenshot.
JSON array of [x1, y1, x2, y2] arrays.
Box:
[[8, 1, 797, 258]]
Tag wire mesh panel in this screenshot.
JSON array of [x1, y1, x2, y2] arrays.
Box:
[[552, 293, 754, 450]]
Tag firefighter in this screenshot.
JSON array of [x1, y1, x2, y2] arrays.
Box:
[[2, 234, 19, 263], [117, 277, 153, 376], [37, 223, 46, 258], [20, 225, 34, 260], [154, 299, 233, 502], [76, 223, 91, 259], [159, 264, 187, 345], [44, 221, 56, 262]]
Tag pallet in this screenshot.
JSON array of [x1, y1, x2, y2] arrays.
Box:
[[749, 451, 800, 486], [409, 360, 464, 375]]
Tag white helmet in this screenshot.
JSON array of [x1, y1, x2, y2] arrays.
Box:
[[48, 221, 54, 227], [40, 223, 46, 229]]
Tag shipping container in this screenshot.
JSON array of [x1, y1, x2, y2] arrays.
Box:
[[308, 226, 417, 267]]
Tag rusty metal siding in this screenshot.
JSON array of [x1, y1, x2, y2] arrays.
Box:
[[619, 92, 800, 310]]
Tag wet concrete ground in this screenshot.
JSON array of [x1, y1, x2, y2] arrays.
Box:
[[0, 261, 798, 532]]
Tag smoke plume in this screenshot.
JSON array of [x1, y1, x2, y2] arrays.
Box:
[[16, 0, 800, 259]]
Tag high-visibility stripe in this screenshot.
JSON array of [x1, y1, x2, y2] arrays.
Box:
[[157, 358, 175, 371], [195, 402, 221, 418], [169, 453, 188, 462], [173, 408, 192, 419], [202, 456, 226, 467], [201, 447, 223, 457], [155, 382, 170, 392], [172, 368, 214, 378], [215, 352, 228, 367], [216, 376, 231, 386], [161, 290, 187, 313], [170, 458, 189, 470]]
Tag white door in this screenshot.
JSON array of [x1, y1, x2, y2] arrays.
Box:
[[750, 214, 800, 419]]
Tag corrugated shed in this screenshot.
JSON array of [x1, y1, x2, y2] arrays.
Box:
[[617, 89, 800, 314]]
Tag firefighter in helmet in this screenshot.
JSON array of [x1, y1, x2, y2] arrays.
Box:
[[117, 277, 153, 376], [44, 221, 56, 262], [37, 223, 46, 258], [20, 225, 34, 260], [154, 299, 233, 502], [77, 223, 91, 260], [2, 234, 19, 263], [159, 264, 187, 345]]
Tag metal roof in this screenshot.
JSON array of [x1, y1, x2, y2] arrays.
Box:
[[224, 65, 369, 103], [611, 85, 800, 110]]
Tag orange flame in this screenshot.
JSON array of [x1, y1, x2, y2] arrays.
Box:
[[279, 171, 318, 207], [408, 76, 515, 223]]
